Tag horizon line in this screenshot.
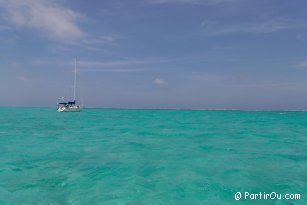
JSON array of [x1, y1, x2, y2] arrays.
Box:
[[0, 106, 307, 112]]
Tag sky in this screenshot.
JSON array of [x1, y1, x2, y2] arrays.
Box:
[[1, 0, 307, 109]]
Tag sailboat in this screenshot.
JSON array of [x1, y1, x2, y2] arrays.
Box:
[[57, 59, 82, 112]]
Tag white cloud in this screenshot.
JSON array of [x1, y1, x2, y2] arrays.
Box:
[[296, 34, 307, 43], [30, 58, 166, 72], [17, 76, 29, 81], [297, 61, 307, 67], [147, 0, 235, 5], [80, 60, 148, 67], [77, 59, 167, 67], [201, 18, 307, 36], [80, 67, 152, 73], [154, 78, 165, 86], [0, 25, 10, 31], [82, 34, 119, 46], [0, 0, 85, 41]]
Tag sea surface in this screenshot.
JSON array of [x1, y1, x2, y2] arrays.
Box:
[[0, 108, 306, 205]]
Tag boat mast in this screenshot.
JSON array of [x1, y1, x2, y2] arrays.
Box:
[[73, 58, 77, 102]]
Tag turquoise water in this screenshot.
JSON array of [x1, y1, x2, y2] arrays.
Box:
[[0, 108, 306, 205]]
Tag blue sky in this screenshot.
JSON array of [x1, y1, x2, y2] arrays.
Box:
[[1, 0, 307, 109]]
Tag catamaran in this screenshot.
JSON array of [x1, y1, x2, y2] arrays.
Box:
[[57, 59, 82, 112]]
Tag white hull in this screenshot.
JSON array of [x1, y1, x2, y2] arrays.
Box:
[[57, 106, 82, 112]]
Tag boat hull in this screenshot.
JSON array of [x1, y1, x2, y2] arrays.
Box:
[[57, 106, 82, 112]]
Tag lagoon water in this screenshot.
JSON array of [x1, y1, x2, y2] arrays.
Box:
[[0, 108, 306, 204]]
